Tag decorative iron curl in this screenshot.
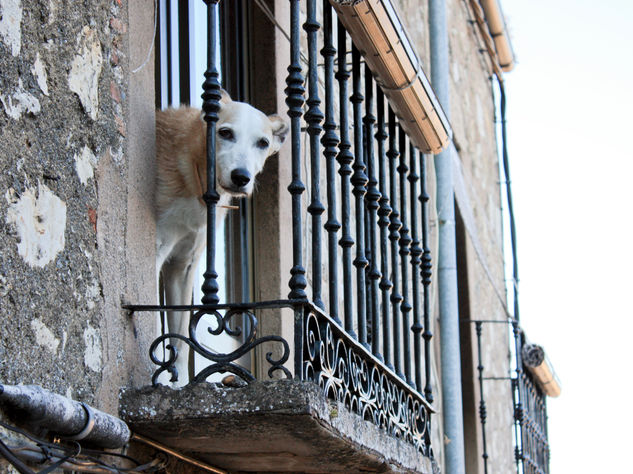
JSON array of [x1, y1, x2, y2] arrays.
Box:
[[301, 308, 431, 454], [150, 308, 291, 386]]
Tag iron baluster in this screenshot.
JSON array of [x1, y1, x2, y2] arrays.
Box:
[[364, 65, 382, 360], [398, 126, 413, 387], [515, 342, 550, 474], [420, 153, 434, 403], [511, 377, 521, 473], [409, 144, 423, 392], [285, 0, 307, 300], [512, 321, 524, 468], [304, 0, 325, 310], [475, 322, 489, 474], [200, 0, 221, 305], [387, 108, 403, 377], [351, 44, 369, 349], [335, 22, 355, 336], [321, 0, 341, 323], [376, 88, 393, 369]]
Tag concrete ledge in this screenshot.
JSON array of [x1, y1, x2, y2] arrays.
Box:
[[120, 380, 437, 473]]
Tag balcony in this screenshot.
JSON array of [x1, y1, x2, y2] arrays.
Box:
[[121, 0, 451, 472]]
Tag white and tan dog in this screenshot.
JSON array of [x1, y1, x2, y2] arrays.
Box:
[[155, 91, 288, 386]]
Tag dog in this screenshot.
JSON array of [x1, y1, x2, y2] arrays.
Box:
[[155, 90, 288, 386]]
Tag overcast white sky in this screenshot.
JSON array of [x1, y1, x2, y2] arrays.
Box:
[[501, 0, 633, 471]]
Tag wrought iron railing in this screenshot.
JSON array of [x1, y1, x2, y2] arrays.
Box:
[[126, 0, 438, 459], [513, 333, 550, 474], [470, 320, 550, 474]]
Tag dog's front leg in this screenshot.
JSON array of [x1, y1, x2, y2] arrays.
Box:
[[161, 230, 206, 387], [162, 260, 194, 387]]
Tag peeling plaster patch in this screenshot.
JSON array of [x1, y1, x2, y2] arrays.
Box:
[[5, 182, 67, 268], [31, 53, 49, 96], [47, 0, 57, 25], [0, 0, 22, 56], [74, 146, 97, 185], [30, 318, 60, 354], [0, 274, 11, 297], [475, 96, 485, 139], [452, 61, 460, 83], [85, 279, 100, 310], [68, 26, 103, 121], [0, 79, 41, 120], [110, 146, 124, 166], [83, 325, 102, 372], [61, 330, 67, 353]]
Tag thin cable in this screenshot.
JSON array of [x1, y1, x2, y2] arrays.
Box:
[[0, 419, 159, 473], [253, 0, 290, 43], [132, 0, 157, 74], [379, 68, 420, 92], [131, 433, 227, 474], [253, 0, 310, 67], [0, 438, 35, 474], [498, 80, 520, 321]]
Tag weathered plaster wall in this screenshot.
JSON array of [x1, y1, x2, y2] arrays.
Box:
[[0, 0, 155, 427]]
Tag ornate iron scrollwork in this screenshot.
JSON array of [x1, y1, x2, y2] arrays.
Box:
[[301, 307, 433, 455], [149, 307, 292, 386]]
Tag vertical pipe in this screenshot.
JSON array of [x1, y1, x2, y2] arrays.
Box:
[[430, 0, 466, 469], [398, 127, 413, 387], [304, 0, 325, 310], [409, 145, 423, 392], [321, 0, 341, 324], [387, 108, 403, 377], [336, 24, 355, 336], [376, 88, 393, 369], [364, 66, 382, 360], [475, 322, 489, 474], [351, 44, 369, 349], [420, 154, 434, 403], [285, 0, 307, 301], [201, 0, 221, 305]]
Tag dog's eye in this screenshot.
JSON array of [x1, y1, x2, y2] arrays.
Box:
[[218, 128, 235, 141], [256, 138, 269, 149]]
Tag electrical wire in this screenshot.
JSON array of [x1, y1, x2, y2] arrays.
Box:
[[0, 419, 165, 474], [497, 79, 520, 322], [131, 0, 158, 74], [253, 0, 310, 68]]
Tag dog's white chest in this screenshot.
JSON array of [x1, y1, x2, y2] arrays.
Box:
[[156, 195, 230, 270], [163, 197, 206, 230]]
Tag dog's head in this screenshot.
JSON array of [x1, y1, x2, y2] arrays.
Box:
[[215, 90, 288, 196]]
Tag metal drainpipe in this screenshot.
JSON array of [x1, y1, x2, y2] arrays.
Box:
[[429, 0, 466, 473]]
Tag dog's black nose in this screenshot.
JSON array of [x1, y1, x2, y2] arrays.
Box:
[[231, 168, 252, 188]]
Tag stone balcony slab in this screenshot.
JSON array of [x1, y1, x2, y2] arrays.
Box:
[[119, 380, 437, 473]]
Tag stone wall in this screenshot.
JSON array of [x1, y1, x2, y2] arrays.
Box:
[[0, 0, 155, 422], [0, 0, 516, 472]]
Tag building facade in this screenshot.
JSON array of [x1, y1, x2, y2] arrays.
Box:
[[0, 0, 550, 473]]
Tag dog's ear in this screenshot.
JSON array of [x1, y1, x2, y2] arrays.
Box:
[[268, 114, 289, 154], [220, 88, 232, 106]]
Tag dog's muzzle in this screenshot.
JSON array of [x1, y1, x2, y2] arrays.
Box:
[[231, 168, 252, 188]]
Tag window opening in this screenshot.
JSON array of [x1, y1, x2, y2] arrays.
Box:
[[155, 0, 252, 379]]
